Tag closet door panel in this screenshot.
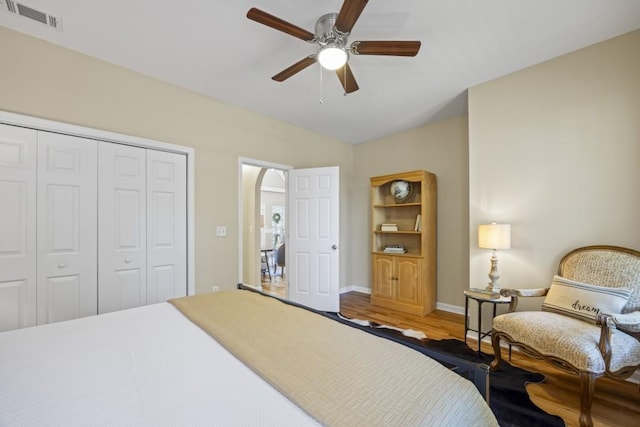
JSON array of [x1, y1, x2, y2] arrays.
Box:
[[37, 132, 98, 324], [45, 275, 81, 321], [0, 281, 29, 331], [98, 142, 147, 313], [0, 124, 37, 330], [147, 150, 187, 303]]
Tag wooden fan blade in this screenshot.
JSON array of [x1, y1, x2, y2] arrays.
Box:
[[351, 40, 421, 56], [335, 0, 369, 34], [272, 56, 317, 82], [335, 63, 359, 94], [247, 8, 315, 41]]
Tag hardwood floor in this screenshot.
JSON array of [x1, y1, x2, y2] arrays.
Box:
[[339, 291, 640, 427], [261, 275, 287, 298]]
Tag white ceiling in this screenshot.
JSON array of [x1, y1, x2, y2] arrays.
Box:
[[2, 0, 640, 144]]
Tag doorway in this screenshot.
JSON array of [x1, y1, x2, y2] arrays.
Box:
[[259, 168, 288, 298], [239, 159, 291, 298], [239, 158, 341, 312]]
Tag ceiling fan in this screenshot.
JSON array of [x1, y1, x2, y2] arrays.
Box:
[[247, 0, 421, 94]]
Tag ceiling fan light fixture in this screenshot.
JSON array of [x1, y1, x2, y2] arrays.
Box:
[[247, 2, 422, 94], [318, 44, 348, 70]]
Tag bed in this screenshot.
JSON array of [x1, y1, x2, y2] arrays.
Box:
[[0, 288, 498, 426]]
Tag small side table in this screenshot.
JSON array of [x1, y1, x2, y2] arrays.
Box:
[[464, 290, 511, 355], [260, 249, 274, 280]]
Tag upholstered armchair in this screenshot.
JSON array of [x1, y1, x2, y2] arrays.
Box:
[[490, 245, 640, 427], [275, 243, 285, 276]]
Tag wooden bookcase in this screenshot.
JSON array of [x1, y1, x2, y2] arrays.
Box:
[[370, 170, 437, 315]]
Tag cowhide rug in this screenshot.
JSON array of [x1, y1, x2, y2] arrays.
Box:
[[336, 313, 428, 340]]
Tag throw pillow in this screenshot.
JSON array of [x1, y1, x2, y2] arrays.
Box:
[[542, 275, 632, 323]]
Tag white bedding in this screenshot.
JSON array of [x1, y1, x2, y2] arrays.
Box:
[[0, 303, 320, 427]]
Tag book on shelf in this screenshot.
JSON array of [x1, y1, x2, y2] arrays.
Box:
[[465, 288, 500, 299], [413, 214, 422, 232], [383, 244, 406, 254], [380, 223, 398, 231], [384, 248, 407, 253]]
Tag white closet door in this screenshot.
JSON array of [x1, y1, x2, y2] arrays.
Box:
[[98, 142, 147, 314], [146, 150, 187, 303], [37, 132, 98, 324], [0, 124, 37, 331]]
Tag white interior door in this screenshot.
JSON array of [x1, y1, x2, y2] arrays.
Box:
[[0, 124, 37, 331], [146, 150, 187, 303], [37, 131, 98, 324], [98, 142, 147, 313], [288, 166, 339, 312]]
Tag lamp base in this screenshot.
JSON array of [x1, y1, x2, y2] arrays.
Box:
[[486, 250, 501, 292]]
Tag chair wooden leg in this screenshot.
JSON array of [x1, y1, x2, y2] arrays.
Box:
[[490, 331, 502, 370], [579, 371, 596, 427]]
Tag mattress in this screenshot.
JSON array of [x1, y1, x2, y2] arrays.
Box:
[[0, 302, 320, 426]]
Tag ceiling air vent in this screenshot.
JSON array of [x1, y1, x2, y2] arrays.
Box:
[[1, 0, 62, 31]]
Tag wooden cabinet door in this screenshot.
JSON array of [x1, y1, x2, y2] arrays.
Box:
[[396, 257, 422, 307], [372, 255, 394, 299]]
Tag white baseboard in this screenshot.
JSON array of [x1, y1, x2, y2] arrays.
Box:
[[340, 286, 371, 294], [436, 302, 465, 315]]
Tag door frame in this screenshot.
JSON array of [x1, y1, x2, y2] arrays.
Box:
[[0, 110, 196, 296], [237, 157, 292, 285]]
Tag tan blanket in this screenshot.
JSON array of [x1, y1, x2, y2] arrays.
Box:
[[169, 290, 498, 427]]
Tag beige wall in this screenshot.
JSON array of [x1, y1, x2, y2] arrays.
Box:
[[352, 115, 470, 308], [468, 29, 640, 310], [0, 26, 354, 295]]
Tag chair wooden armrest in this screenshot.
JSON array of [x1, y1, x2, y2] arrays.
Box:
[[596, 312, 640, 378], [596, 313, 615, 375], [499, 287, 550, 311], [607, 311, 640, 333]]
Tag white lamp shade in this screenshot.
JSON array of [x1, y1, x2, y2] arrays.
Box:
[[318, 45, 348, 70], [478, 223, 511, 250]]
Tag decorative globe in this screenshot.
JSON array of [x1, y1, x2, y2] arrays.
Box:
[[390, 180, 412, 201]]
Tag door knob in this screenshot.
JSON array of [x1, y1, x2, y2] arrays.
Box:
[[331, 244, 338, 250], [58, 263, 67, 268]]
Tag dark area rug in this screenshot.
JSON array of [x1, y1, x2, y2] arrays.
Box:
[[326, 314, 565, 427]]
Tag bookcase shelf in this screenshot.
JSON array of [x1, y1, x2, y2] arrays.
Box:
[[373, 231, 422, 234], [370, 170, 437, 316], [373, 202, 422, 208]]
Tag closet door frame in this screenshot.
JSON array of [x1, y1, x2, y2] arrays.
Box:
[[0, 110, 195, 297]]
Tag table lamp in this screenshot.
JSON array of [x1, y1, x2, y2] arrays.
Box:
[[478, 222, 511, 291]]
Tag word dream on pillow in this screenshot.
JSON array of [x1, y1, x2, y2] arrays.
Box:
[[542, 275, 632, 323]]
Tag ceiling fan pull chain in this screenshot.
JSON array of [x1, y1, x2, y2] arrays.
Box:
[[319, 64, 324, 104]]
